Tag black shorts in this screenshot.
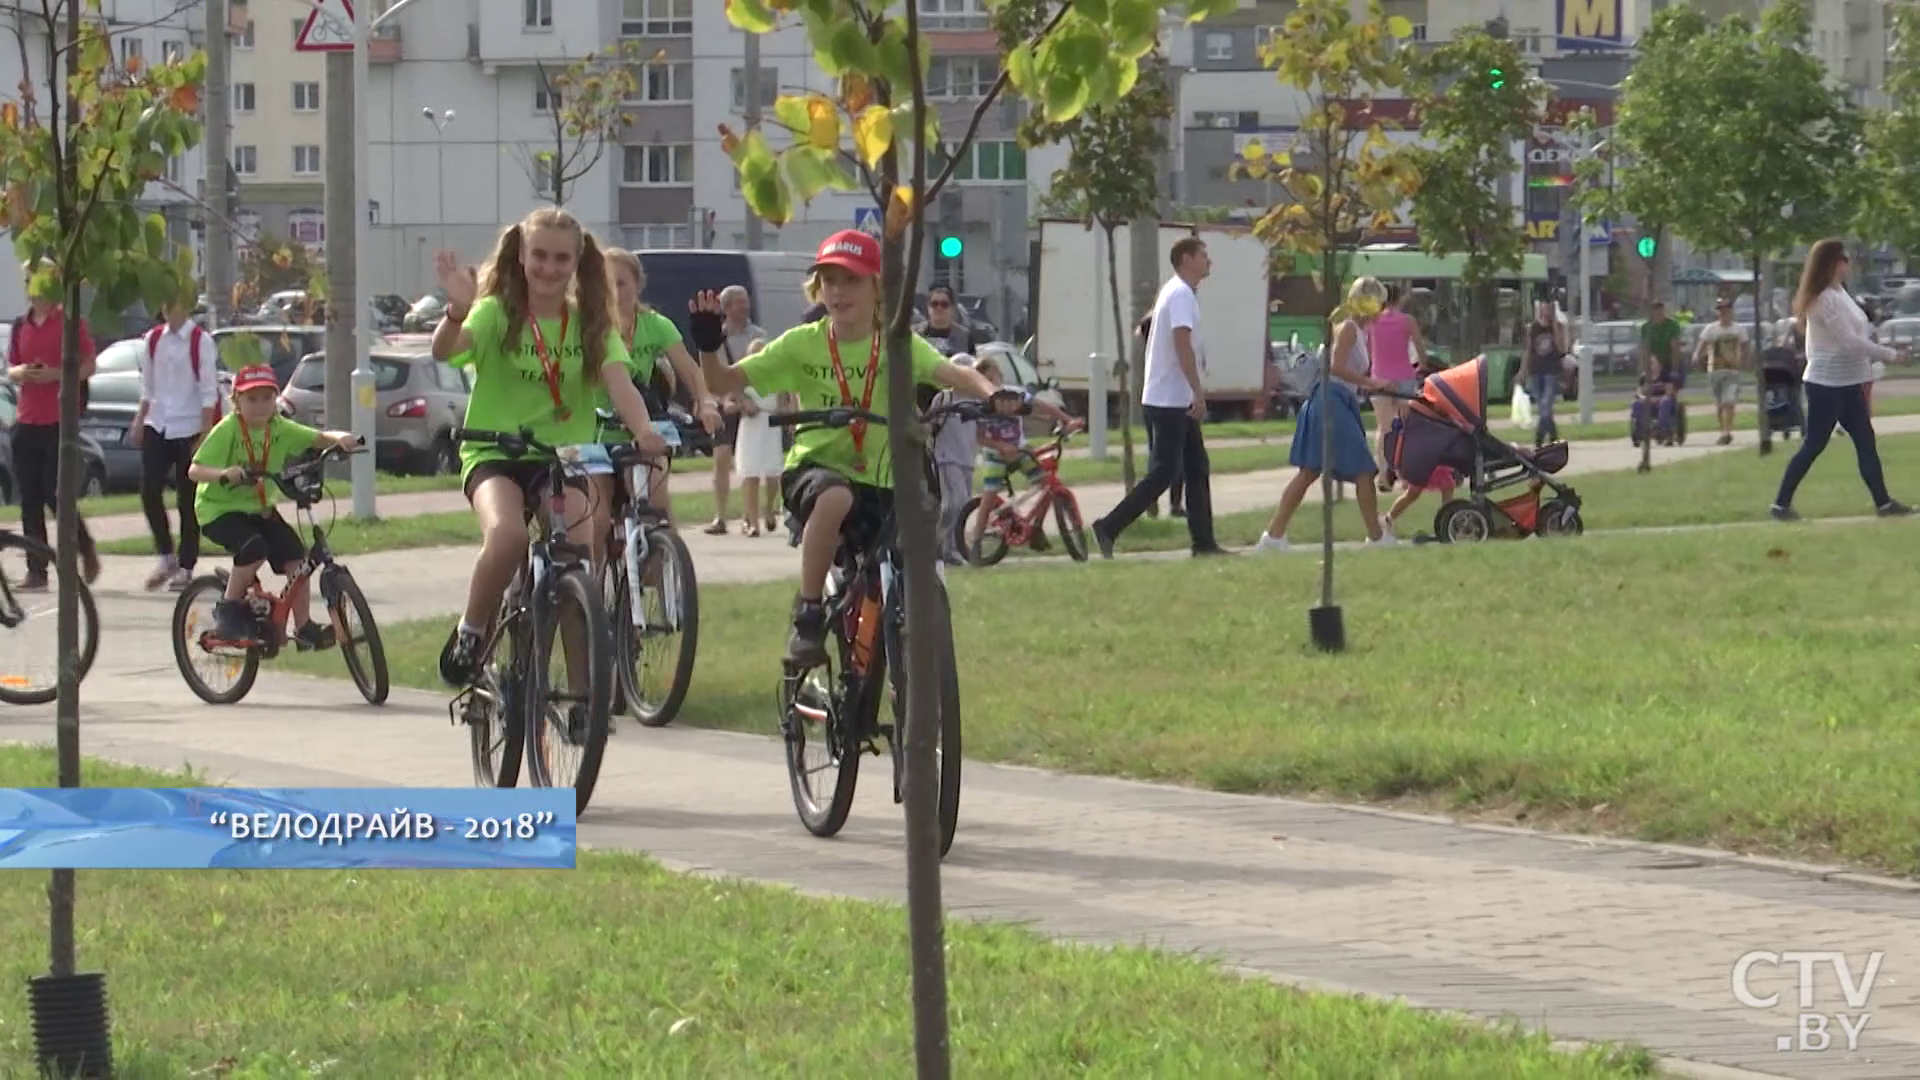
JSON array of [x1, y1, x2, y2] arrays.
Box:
[[716, 410, 742, 449], [202, 510, 305, 570], [781, 464, 892, 545], [463, 458, 586, 512]]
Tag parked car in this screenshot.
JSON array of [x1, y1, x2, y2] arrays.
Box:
[[210, 325, 329, 388], [0, 383, 110, 503], [278, 347, 469, 474], [75, 370, 145, 491], [1572, 320, 1643, 376]]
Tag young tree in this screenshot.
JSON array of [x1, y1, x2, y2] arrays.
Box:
[[1232, 0, 1420, 651], [1407, 27, 1546, 355], [1631, 0, 1859, 456], [721, 1, 1231, 1073], [1856, 1, 1920, 262], [0, 0, 204, 1006], [517, 43, 647, 207], [1026, 60, 1172, 491]]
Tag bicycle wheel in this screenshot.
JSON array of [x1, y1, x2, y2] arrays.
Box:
[[1051, 490, 1089, 563], [955, 495, 1010, 567], [324, 567, 389, 705], [0, 531, 97, 705], [466, 606, 524, 789], [630, 525, 699, 728], [171, 576, 259, 705], [524, 566, 611, 814], [781, 574, 865, 838], [884, 580, 962, 857]]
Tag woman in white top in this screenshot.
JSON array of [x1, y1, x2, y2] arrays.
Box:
[[732, 338, 790, 537], [1771, 238, 1912, 521]]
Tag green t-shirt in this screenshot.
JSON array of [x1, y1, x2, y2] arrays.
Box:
[[449, 295, 631, 476], [597, 309, 681, 444], [191, 413, 322, 523], [736, 323, 944, 487], [1640, 318, 1682, 373]]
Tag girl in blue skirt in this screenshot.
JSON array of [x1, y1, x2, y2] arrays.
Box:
[[1256, 276, 1396, 551]]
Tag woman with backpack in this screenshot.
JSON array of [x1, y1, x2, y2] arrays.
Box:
[[130, 292, 221, 591]]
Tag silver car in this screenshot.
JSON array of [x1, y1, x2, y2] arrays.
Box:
[[278, 348, 470, 474]]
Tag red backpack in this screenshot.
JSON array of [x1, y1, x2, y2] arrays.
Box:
[[145, 323, 224, 418]]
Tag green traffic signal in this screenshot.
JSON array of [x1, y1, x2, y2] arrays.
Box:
[[938, 235, 963, 259], [1488, 66, 1505, 90], [1637, 237, 1657, 259]]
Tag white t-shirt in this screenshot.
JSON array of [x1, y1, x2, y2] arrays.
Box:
[[1142, 276, 1204, 409]]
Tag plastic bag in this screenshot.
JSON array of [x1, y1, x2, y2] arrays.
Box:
[[1510, 381, 1535, 429]]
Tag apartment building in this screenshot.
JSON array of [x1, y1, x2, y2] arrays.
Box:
[[224, 0, 331, 256], [0, 0, 209, 316]]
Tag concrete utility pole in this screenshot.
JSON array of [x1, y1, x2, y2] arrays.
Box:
[[203, 0, 235, 326], [742, 30, 763, 251], [323, 52, 355, 467]]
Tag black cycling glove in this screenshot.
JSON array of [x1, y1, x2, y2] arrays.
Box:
[[688, 308, 727, 354]]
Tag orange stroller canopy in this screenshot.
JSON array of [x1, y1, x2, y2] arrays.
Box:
[[1413, 355, 1490, 431]]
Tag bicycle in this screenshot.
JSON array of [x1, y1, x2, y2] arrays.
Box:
[[446, 426, 614, 815], [953, 425, 1089, 567], [595, 409, 700, 729], [171, 444, 387, 707], [774, 394, 1021, 858], [0, 525, 100, 706]]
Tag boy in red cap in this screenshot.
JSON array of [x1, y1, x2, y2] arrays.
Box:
[[186, 365, 361, 644]]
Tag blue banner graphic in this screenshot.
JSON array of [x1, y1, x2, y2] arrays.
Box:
[[0, 788, 577, 869]]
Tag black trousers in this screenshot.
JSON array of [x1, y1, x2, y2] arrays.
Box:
[[9, 423, 94, 574], [1145, 421, 1186, 509], [140, 430, 199, 569], [1775, 382, 1891, 509], [1098, 405, 1216, 550]]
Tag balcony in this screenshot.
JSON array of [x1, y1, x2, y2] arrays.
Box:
[[370, 23, 401, 64]]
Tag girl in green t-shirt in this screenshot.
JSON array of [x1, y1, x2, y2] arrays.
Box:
[[602, 248, 721, 530], [427, 207, 670, 687]]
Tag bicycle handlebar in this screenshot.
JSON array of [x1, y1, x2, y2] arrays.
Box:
[[222, 443, 364, 487], [769, 390, 1033, 433]]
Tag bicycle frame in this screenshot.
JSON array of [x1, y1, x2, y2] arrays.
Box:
[[981, 432, 1074, 546], [204, 450, 354, 657]]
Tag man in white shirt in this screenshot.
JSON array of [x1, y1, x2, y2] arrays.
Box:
[[130, 295, 220, 590], [1091, 237, 1227, 558]]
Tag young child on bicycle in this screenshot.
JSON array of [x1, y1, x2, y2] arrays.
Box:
[[428, 208, 668, 686], [186, 365, 361, 645], [688, 229, 1010, 667], [970, 353, 1081, 556]]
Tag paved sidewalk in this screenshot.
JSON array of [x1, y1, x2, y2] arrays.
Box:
[[3, 602, 1915, 1080]]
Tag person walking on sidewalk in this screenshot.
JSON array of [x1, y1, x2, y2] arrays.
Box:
[[4, 263, 100, 588], [1090, 237, 1228, 559], [131, 292, 220, 590], [1772, 238, 1911, 521], [1522, 299, 1568, 448], [1694, 297, 1750, 446], [1370, 284, 1428, 483], [704, 285, 763, 536]]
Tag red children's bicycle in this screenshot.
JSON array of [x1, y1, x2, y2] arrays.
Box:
[[953, 427, 1088, 567]]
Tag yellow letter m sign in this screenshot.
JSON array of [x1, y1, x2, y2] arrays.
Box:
[[1558, 0, 1621, 50]]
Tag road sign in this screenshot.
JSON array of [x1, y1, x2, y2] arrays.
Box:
[[853, 206, 880, 236], [296, 0, 356, 52]]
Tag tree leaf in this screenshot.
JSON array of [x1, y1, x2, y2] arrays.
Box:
[[853, 105, 893, 167], [772, 94, 811, 136], [726, 0, 777, 35], [804, 95, 840, 150]]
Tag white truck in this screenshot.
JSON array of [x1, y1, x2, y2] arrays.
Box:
[[1032, 217, 1273, 419]]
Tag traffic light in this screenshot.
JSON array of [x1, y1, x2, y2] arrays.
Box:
[[1488, 65, 1506, 90], [938, 235, 963, 259], [1637, 236, 1657, 259]]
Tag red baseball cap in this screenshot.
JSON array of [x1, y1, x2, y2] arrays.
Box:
[[232, 365, 278, 394], [811, 229, 882, 279]]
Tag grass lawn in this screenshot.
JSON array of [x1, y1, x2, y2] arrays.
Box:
[[0, 748, 1652, 1079], [295, 522, 1920, 878]]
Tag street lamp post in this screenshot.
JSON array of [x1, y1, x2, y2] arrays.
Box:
[[421, 107, 454, 271]]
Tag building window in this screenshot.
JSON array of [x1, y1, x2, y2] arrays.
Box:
[[292, 82, 321, 112], [1204, 32, 1232, 61], [730, 67, 778, 111], [235, 20, 255, 49], [630, 61, 692, 103], [1514, 27, 1541, 54], [623, 223, 690, 249], [232, 145, 258, 176], [524, 0, 553, 29], [235, 210, 262, 247], [162, 39, 185, 64], [917, 0, 989, 32], [293, 145, 322, 176], [232, 83, 256, 113], [165, 155, 182, 184], [119, 36, 143, 68], [535, 77, 559, 113], [532, 164, 554, 197], [621, 0, 693, 36], [621, 144, 692, 186], [939, 140, 1025, 184], [928, 57, 997, 100], [1192, 110, 1258, 129]]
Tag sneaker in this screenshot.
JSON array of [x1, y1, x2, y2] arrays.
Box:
[[785, 598, 829, 668], [1254, 532, 1289, 553], [1717, 434, 1733, 446], [167, 567, 192, 591], [144, 555, 177, 591], [439, 625, 483, 687], [1170, 504, 1187, 519], [211, 599, 256, 642], [1770, 505, 1801, 522], [1878, 500, 1913, 518], [1191, 545, 1234, 558], [1030, 532, 1052, 553], [1367, 529, 1399, 547], [1090, 519, 1116, 560], [293, 621, 337, 651]]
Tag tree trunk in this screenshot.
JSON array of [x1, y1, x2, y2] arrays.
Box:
[[49, 0, 83, 981], [1102, 223, 1135, 489], [1317, 241, 1337, 610]]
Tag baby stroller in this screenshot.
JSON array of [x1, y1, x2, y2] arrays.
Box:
[[1630, 375, 1688, 447], [1382, 355, 1584, 543], [1760, 349, 1804, 441]]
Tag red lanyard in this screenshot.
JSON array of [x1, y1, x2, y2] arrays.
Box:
[[826, 326, 881, 469], [238, 417, 272, 509], [528, 307, 571, 420]]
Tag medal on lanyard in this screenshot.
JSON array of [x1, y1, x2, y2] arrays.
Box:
[[827, 326, 880, 473], [239, 417, 271, 509], [530, 308, 571, 422]]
